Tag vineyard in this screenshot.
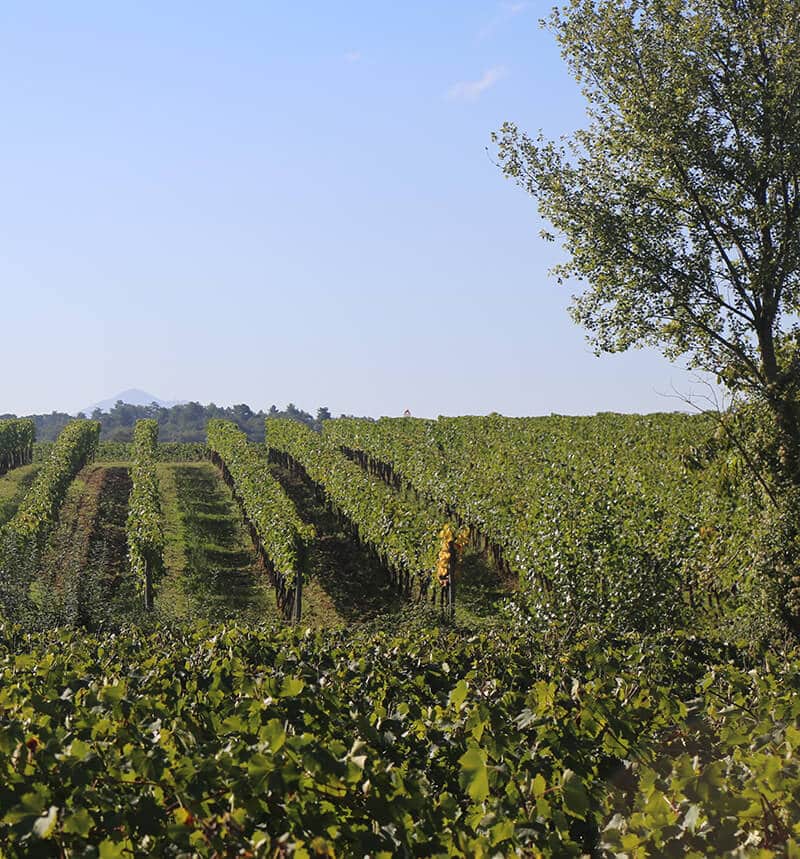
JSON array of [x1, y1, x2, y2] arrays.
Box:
[[0, 413, 798, 856]]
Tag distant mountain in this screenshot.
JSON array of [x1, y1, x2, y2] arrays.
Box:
[[80, 389, 186, 415]]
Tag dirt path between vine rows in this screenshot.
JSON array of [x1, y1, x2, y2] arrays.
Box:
[[38, 463, 135, 626]]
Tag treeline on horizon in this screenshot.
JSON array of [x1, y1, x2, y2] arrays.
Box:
[[0, 401, 371, 443]]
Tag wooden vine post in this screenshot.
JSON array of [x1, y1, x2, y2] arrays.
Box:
[[290, 529, 310, 623], [143, 560, 153, 611], [437, 524, 465, 621], [445, 545, 456, 620], [292, 571, 302, 622]]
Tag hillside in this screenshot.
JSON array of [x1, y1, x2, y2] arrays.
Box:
[[79, 389, 186, 415]]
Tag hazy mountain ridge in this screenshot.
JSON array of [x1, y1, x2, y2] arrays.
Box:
[[80, 389, 187, 415]]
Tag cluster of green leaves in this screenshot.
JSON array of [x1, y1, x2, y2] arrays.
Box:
[[0, 619, 797, 857], [207, 420, 312, 588], [600, 656, 800, 855], [3, 421, 100, 547], [0, 419, 35, 475], [31, 443, 53, 464], [126, 420, 164, 600], [267, 419, 448, 591], [325, 414, 757, 632]]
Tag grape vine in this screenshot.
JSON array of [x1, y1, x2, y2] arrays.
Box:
[[4, 421, 100, 548], [126, 420, 164, 610], [0, 419, 35, 476], [207, 420, 312, 621], [324, 413, 755, 631], [267, 419, 462, 612]]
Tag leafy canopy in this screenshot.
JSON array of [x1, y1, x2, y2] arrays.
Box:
[[494, 0, 800, 400]]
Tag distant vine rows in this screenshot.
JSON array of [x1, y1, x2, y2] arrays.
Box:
[[207, 420, 312, 621], [266, 419, 465, 614], [324, 413, 755, 631], [0, 419, 35, 476], [126, 420, 164, 610], [4, 421, 100, 549]]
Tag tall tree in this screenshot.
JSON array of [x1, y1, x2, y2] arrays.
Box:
[[494, 0, 800, 481]]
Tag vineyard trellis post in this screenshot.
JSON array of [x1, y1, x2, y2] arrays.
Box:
[[447, 562, 455, 619], [292, 572, 302, 622], [143, 560, 153, 611], [440, 536, 456, 620]]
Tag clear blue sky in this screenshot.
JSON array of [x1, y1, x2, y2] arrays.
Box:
[[1, 1, 700, 418]]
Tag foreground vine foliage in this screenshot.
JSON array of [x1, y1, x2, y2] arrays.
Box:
[[0, 619, 797, 857]]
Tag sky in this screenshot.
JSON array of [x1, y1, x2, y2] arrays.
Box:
[[0, 1, 704, 418]]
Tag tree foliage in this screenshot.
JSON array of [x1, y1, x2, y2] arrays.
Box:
[[4, 401, 330, 444], [494, 0, 800, 475]]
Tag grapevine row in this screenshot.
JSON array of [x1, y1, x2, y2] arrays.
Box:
[[127, 420, 165, 610], [207, 420, 312, 621], [324, 416, 509, 566], [0, 418, 35, 475], [266, 419, 465, 612], [3, 421, 100, 547], [324, 413, 751, 631]]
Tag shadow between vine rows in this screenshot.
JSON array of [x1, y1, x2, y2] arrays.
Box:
[[269, 462, 407, 624]]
